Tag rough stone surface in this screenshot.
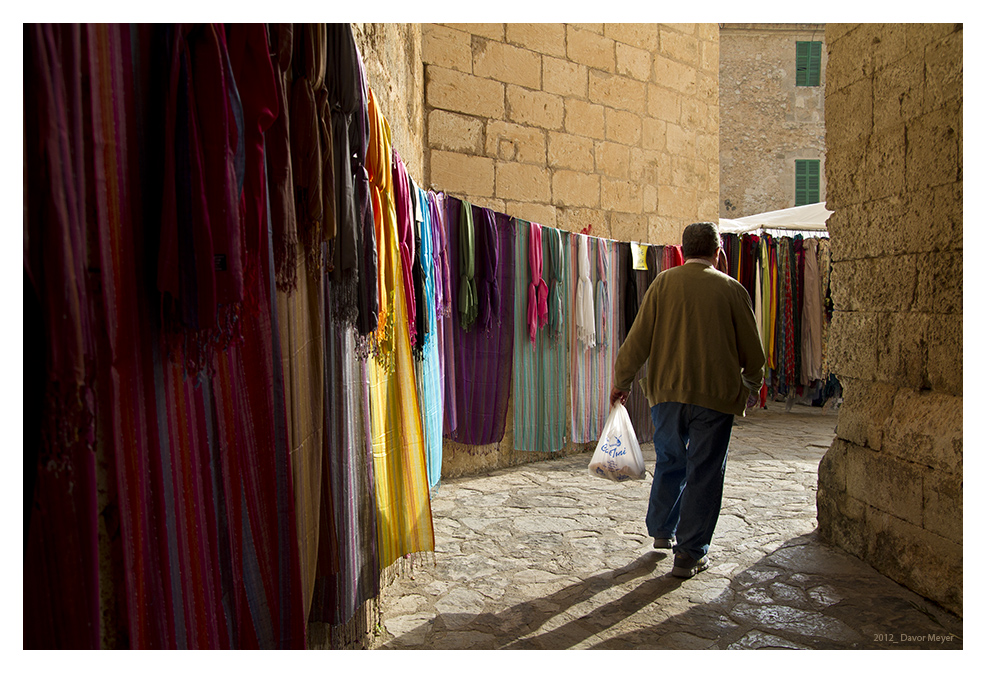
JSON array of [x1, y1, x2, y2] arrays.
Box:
[[373, 403, 962, 649], [819, 23, 963, 617]]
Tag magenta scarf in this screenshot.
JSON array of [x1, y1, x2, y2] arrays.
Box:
[[392, 151, 417, 347], [527, 222, 548, 342]]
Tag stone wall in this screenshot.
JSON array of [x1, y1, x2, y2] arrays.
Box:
[[422, 22, 720, 476], [816, 23, 962, 615], [353, 23, 426, 183], [719, 23, 827, 218]]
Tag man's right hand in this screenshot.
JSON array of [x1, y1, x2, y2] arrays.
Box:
[[610, 387, 629, 407]]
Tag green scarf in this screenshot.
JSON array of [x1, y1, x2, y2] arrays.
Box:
[[459, 200, 478, 330]]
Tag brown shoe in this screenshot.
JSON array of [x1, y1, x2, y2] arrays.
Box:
[[671, 552, 710, 578], [653, 537, 675, 549]]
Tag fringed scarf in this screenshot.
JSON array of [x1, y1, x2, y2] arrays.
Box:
[[227, 24, 278, 312], [157, 24, 246, 376], [595, 237, 609, 348], [526, 221, 548, 342], [327, 23, 365, 330], [288, 23, 329, 272], [266, 23, 298, 292], [546, 226, 565, 340], [392, 152, 417, 349], [575, 233, 596, 349], [513, 221, 568, 453], [365, 85, 434, 570], [458, 199, 478, 331], [475, 204, 501, 332], [414, 185, 444, 489], [431, 193, 458, 436], [445, 201, 516, 447], [570, 237, 617, 443]]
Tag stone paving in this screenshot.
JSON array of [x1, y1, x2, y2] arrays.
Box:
[[374, 401, 963, 650]]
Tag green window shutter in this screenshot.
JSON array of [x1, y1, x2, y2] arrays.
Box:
[[796, 41, 822, 86], [795, 159, 821, 206]]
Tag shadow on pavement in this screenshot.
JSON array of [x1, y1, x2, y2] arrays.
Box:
[[381, 533, 962, 650]]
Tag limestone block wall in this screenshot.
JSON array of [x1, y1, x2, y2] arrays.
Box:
[[816, 23, 962, 615], [719, 23, 827, 218], [424, 23, 719, 246], [353, 23, 426, 183], [422, 23, 720, 476]]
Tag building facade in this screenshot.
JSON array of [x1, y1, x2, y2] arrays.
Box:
[[719, 23, 827, 218]]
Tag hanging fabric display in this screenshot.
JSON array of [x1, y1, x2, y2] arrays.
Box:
[[513, 221, 569, 453], [364, 87, 434, 571], [267, 23, 299, 292], [476, 206, 501, 333], [526, 221, 549, 342], [326, 23, 369, 332], [392, 152, 417, 350], [24, 22, 101, 649], [595, 239, 610, 348], [414, 184, 445, 490], [545, 226, 565, 339], [430, 192, 459, 437], [569, 236, 617, 443], [720, 231, 833, 403], [458, 199, 478, 331], [310, 314, 379, 627], [575, 233, 596, 349], [444, 199, 516, 446]]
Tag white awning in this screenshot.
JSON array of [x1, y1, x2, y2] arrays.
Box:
[[719, 202, 833, 234]]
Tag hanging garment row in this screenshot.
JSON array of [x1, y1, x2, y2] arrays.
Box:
[[23, 22, 834, 650]]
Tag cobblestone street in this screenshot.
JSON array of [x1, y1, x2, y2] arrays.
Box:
[[374, 401, 962, 650]]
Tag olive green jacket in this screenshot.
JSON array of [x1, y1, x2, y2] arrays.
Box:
[[613, 260, 765, 416]]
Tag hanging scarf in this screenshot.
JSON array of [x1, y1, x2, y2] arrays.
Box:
[[476, 205, 500, 332], [513, 224, 568, 453], [288, 23, 326, 270], [595, 238, 609, 348], [266, 24, 298, 292], [459, 199, 478, 330], [355, 50, 378, 342], [392, 151, 417, 348], [526, 221, 548, 342], [327, 23, 366, 330], [575, 233, 596, 348], [446, 212, 517, 446], [621, 242, 639, 338], [226, 24, 278, 309], [546, 226, 564, 339]]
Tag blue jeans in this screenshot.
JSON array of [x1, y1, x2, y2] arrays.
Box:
[[647, 402, 734, 560]]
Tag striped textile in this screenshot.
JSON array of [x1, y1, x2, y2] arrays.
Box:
[[366, 88, 434, 571], [569, 236, 618, 443], [275, 247, 325, 625], [444, 201, 517, 446], [415, 186, 444, 489], [23, 23, 100, 649], [513, 221, 570, 453], [431, 192, 459, 436], [310, 315, 379, 626]]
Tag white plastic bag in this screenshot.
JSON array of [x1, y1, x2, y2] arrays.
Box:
[[588, 402, 646, 482]]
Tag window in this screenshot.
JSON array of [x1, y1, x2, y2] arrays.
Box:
[[795, 159, 821, 205], [796, 41, 822, 87]]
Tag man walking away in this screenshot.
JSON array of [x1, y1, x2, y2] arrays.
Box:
[[610, 222, 765, 578]]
